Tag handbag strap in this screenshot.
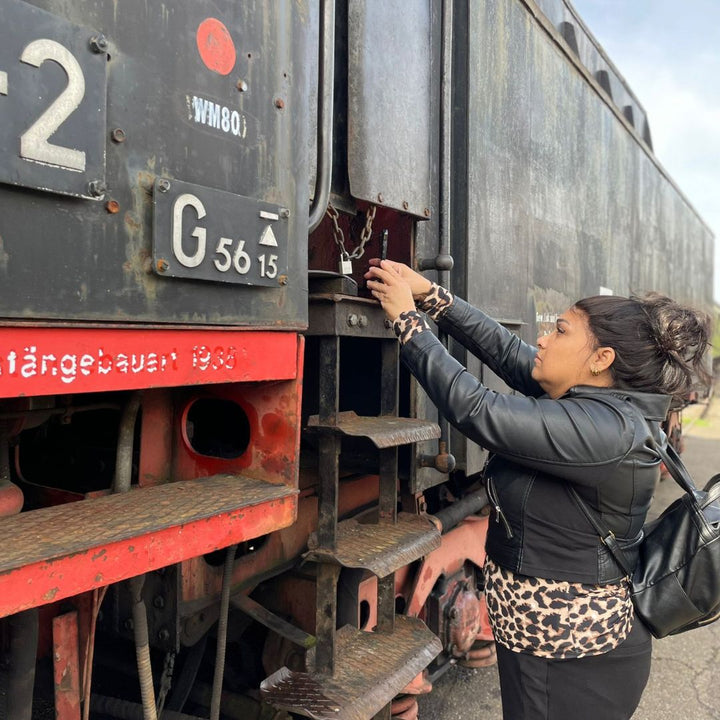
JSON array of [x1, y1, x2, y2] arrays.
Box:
[[566, 485, 634, 576], [656, 442, 698, 496], [567, 438, 697, 578]]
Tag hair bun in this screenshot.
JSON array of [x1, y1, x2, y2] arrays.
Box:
[[636, 292, 711, 374]]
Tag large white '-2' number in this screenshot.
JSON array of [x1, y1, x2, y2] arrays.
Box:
[[19, 39, 86, 172]]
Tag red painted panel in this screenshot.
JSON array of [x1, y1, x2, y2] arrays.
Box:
[[0, 494, 297, 618], [0, 328, 298, 398], [53, 611, 81, 720]]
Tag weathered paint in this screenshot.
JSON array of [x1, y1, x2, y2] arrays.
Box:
[[0, 0, 309, 327], [0, 481, 298, 617], [0, 328, 298, 397], [52, 611, 81, 720]]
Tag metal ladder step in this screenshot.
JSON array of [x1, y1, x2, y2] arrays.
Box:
[[305, 513, 441, 578], [0, 475, 298, 617], [260, 616, 441, 720], [306, 411, 440, 448]]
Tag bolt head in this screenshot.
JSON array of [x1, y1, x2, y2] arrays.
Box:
[[274, 98, 285, 109], [105, 200, 120, 214], [111, 128, 126, 143], [237, 79, 248, 92], [377, 193, 384, 203], [157, 179, 171, 193], [347, 313, 359, 327], [156, 259, 169, 273], [89, 34, 109, 53], [88, 180, 107, 198]]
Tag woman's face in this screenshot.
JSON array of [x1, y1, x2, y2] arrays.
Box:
[[532, 307, 606, 398]]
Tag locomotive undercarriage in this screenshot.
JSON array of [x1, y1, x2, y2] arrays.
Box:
[[0, 311, 493, 719]]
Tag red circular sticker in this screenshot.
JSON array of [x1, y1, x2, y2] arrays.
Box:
[[196, 18, 236, 76]]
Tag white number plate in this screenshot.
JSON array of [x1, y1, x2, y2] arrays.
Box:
[[152, 178, 289, 287], [0, 0, 107, 198]]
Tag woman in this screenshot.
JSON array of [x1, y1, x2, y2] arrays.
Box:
[[364, 258, 711, 720]]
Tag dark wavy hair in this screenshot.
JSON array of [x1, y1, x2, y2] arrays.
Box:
[[574, 293, 712, 407]]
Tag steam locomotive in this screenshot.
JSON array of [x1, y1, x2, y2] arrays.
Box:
[[0, 0, 712, 719]]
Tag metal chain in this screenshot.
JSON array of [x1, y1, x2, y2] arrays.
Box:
[[326, 203, 377, 261], [155, 650, 175, 716]]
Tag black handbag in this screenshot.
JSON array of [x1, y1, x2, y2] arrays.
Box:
[[568, 443, 720, 639]]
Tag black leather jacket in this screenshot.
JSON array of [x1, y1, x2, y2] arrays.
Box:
[[401, 297, 671, 584]]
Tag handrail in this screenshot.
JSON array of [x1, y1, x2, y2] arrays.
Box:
[[308, 0, 336, 234]]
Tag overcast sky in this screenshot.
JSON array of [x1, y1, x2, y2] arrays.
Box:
[[571, 0, 720, 303]]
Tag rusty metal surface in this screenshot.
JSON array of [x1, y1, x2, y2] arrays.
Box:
[[0, 476, 300, 618], [260, 616, 442, 720], [232, 593, 316, 650], [307, 412, 440, 449], [0, 0, 309, 327], [52, 611, 81, 720], [306, 513, 441, 578], [347, 0, 432, 218], [307, 295, 396, 339], [0, 476, 295, 573]]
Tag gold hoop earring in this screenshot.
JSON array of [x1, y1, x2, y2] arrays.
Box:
[[590, 366, 601, 376]]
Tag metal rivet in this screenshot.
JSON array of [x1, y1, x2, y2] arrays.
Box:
[[424, 207, 431, 217], [280, 208, 290, 218], [88, 180, 107, 198], [402, 200, 409, 210], [157, 179, 171, 193], [274, 98, 285, 109], [105, 200, 120, 214], [278, 275, 288, 286], [377, 193, 384, 203], [89, 34, 109, 54], [158, 628, 170, 642], [237, 79, 248, 92], [156, 259, 169, 273], [153, 596, 165, 609], [111, 128, 126, 143]]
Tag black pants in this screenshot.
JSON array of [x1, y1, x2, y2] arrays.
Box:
[[496, 617, 652, 720]]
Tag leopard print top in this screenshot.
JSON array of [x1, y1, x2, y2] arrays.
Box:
[[392, 283, 635, 659], [392, 283, 454, 344], [484, 557, 633, 659]]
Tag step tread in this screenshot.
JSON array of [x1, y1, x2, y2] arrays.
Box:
[[0, 475, 297, 572], [260, 616, 441, 720], [306, 513, 441, 577], [306, 411, 440, 448]]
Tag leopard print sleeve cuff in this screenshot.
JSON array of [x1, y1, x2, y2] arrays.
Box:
[[393, 310, 431, 345], [416, 283, 454, 321]]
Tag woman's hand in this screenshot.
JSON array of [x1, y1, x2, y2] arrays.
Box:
[[365, 259, 432, 300], [364, 260, 417, 322]]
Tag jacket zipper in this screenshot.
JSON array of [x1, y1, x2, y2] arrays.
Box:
[[486, 475, 513, 538]]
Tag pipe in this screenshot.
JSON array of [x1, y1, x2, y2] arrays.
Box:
[[432, 488, 489, 533], [436, 0, 455, 470], [90, 695, 205, 720], [112, 392, 142, 494], [0, 424, 23, 516], [0, 609, 39, 720], [111, 393, 157, 720], [307, 0, 336, 233], [210, 544, 238, 720]]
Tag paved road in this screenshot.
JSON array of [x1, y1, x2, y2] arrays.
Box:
[[419, 394, 720, 720]]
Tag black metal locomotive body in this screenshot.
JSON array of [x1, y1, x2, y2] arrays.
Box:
[[0, 0, 713, 718]]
